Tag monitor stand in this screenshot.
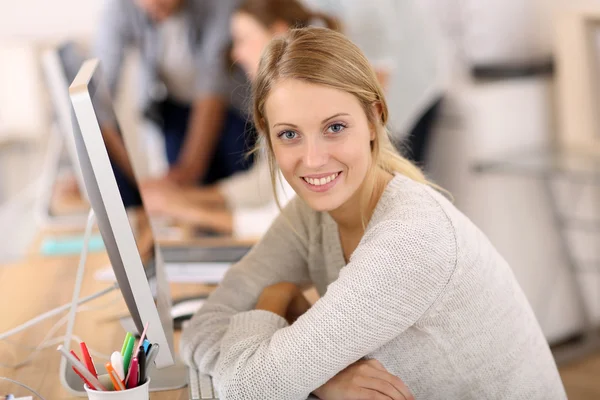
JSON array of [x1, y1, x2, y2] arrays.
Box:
[[58, 209, 188, 396]]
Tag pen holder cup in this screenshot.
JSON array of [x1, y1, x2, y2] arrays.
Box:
[[84, 377, 150, 400]]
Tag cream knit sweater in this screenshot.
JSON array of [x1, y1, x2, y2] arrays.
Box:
[[180, 174, 566, 399]]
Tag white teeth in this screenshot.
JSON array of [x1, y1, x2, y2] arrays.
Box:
[[303, 172, 339, 186]]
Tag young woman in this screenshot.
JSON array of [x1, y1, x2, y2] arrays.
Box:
[[180, 27, 566, 399], [142, 0, 337, 236]]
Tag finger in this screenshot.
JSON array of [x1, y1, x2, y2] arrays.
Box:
[[361, 366, 413, 400], [365, 359, 387, 372], [355, 376, 405, 400], [356, 386, 395, 400]]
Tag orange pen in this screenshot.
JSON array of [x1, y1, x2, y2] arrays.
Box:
[[105, 362, 125, 391]]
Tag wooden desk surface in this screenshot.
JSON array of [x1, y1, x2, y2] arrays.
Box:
[[0, 244, 214, 399]]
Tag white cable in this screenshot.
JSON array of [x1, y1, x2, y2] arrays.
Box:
[[0, 284, 116, 341], [0, 376, 47, 400], [0, 294, 120, 369], [62, 208, 95, 353]]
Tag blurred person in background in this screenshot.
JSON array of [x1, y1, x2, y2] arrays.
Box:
[[142, 0, 338, 236], [93, 0, 255, 207], [301, 0, 446, 168]]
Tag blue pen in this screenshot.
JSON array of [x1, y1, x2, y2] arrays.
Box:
[[7, 395, 15, 400], [142, 339, 151, 354]]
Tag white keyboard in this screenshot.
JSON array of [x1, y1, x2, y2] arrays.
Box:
[[188, 368, 218, 399]]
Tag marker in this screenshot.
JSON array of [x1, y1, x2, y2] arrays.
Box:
[[57, 345, 106, 391], [126, 357, 139, 389], [134, 322, 149, 357], [70, 350, 98, 390], [121, 332, 133, 356], [142, 339, 151, 354], [142, 343, 159, 383], [80, 342, 98, 379], [105, 363, 125, 391], [110, 351, 125, 382], [122, 335, 135, 374], [136, 347, 147, 386]]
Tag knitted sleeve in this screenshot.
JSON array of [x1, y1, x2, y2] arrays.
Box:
[[179, 197, 313, 373], [211, 210, 457, 399]]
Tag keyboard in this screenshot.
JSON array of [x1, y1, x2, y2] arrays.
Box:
[[188, 367, 219, 399]]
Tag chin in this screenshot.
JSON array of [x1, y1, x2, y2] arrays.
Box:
[[300, 193, 346, 213]]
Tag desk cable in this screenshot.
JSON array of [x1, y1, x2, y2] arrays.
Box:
[[0, 377, 47, 400], [0, 291, 120, 369], [0, 209, 116, 397]]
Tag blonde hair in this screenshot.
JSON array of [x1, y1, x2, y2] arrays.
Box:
[[252, 27, 437, 222]]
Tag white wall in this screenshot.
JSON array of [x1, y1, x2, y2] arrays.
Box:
[[426, 0, 600, 343], [0, 0, 103, 41]]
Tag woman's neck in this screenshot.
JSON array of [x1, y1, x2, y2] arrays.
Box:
[[328, 169, 393, 234]]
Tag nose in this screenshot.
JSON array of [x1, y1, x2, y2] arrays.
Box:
[[303, 137, 328, 169]]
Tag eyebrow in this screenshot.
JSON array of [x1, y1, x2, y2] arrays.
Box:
[[272, 113, 350, 129]]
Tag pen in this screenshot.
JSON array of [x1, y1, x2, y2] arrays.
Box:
[[57, 345, 106, 391], [136, 346, 147, 386], [70, 350, 98, 390], [126, 357, 139, 389], [134, 321, 149, 356], [105, 362, 125, 391], [121, 332, 133, 356], [122, 335, 135, 374], [142, 343, 159, 383], [80, 342, 99, 379], [110, 351, 125, 382]]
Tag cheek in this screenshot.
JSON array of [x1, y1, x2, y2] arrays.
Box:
[[272, 143, 298, 177], [336, 133, 372, 168]]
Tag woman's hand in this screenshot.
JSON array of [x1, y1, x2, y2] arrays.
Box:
[[140, 179, 189, 217], [255, 282, 311, 324], [313, 360, 413, 400]]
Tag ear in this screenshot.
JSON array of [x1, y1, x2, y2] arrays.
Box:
[[370, 102, 384, 140], [270, 20, 290, 37]]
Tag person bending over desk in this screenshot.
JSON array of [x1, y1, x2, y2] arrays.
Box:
[[141, 0, 338, 236], [179, 27, 566, 399], [94, 0, 255, 199]]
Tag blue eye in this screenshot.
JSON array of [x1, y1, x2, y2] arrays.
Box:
[[279, 130, 297, 140], [327, 123, 346, 134]]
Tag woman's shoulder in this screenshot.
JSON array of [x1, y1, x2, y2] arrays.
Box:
[[365, 175, 459, 257], [373, 174, 456, 226]]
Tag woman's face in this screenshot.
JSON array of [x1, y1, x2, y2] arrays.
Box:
[[230, 12, 276, 79], [265, 79, 376, 213]]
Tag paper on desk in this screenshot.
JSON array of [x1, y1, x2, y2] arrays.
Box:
[[95, 262, 231, 284]]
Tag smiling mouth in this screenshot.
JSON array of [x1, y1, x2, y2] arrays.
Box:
[[301, 172, 341, 186]]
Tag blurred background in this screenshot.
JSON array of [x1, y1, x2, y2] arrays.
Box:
[[2, 0, 600, 397]]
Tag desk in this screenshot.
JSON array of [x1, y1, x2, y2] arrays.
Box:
[[0, 242, 214, 399]]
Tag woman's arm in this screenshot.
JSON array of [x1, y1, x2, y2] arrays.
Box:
[[210, 213, 456, 400], [179, 197, 313, 372]]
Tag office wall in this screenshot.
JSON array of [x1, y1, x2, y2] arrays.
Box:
[[427, 0, 600, 342], [0, 0, 103, 41]]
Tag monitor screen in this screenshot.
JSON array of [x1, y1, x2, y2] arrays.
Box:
[[69, 62, 173, 343]]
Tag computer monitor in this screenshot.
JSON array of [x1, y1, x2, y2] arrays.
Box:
[[42, 42, 87, 196], [67, 58, 187, 392]]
